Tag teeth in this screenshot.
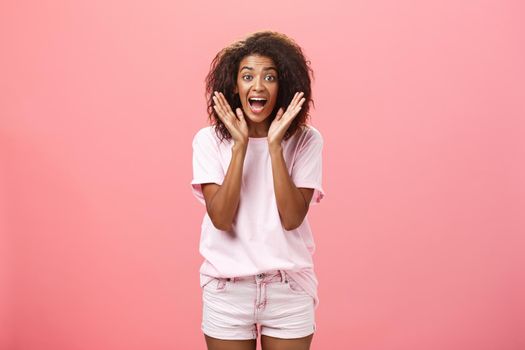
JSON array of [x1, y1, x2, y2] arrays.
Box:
[[248, 97, 267, 110]]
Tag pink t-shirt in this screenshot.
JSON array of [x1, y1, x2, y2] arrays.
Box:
[[191, 124, 325, 309]]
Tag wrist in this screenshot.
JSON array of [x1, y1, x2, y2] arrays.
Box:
[[268, 143, 283, 154], [232, 142, 247, 153]]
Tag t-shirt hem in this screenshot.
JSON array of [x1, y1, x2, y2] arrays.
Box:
[[293, 181, 325, 205], [191, 179, 224, 205]]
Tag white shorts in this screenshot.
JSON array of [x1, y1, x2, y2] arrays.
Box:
[[201, 269, 316, 340]]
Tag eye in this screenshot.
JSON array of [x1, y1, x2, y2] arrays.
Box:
[[242, 75, 252, 81], [266, 75, 276, 81]]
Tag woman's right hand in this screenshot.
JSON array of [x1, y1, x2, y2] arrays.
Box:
[[212, 91, 249, 146]]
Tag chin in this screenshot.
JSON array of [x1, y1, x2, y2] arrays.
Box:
[[242, 108, 271, 123], [246, 115, 270, 124], [244, 105, 276, 122]]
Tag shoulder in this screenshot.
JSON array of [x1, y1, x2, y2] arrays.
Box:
[[304, 125, 324, 143], [193, 125, 214, 139], [295, 124, 324, 146], [193, 126, 219, 145]]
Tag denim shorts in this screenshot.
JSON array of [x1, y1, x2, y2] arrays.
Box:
[[201, 269, 316, 340]]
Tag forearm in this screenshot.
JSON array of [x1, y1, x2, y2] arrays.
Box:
[[208, 142, 247, 230], [269, 144, 307, 230]]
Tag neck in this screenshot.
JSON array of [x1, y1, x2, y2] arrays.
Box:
[[246, 119, 270, 138]]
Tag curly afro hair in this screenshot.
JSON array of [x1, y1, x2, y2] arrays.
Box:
[[204, 30, 316, 143]]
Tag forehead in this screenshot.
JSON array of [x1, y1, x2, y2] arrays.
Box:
[[238, 54, 277, 71]]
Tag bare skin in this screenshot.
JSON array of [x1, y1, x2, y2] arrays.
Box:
[[205, 55, 313, 231], [202, 138, 246, 232], [201, 55, 315, 349], [204, 333, 313, 350], [204, 335, 256, 350], [266, 91, 313, 230], [261, 334, 314, 350]]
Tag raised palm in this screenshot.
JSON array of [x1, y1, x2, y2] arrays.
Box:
[[268, 92, 305, 146], [212, 91, 249, 144]]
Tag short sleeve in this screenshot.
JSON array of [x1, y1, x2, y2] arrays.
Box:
[[190, 128, 225, 206], [291, 128, 326, 206]]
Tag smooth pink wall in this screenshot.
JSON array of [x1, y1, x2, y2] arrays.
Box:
[[1, 0, 524, 349]]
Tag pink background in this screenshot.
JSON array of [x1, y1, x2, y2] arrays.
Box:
[[1, 0, 524, 349]]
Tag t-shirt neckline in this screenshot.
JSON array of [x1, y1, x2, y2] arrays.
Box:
[[248, 136, 268, 144]]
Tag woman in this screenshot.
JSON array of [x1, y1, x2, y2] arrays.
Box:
[[191, 30, 325, 350]]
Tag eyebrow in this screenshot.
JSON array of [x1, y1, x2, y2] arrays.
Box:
[[240, 66, 278, 73]]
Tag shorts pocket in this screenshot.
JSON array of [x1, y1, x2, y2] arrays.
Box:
[[285, 275, 308, 295], [202, 277, 229, 293]]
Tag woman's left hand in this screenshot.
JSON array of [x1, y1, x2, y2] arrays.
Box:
[[267, 92, 306, 147]]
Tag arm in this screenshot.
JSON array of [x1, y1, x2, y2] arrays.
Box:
[[201, 91, 250, 231], [202, 142, 247, 231], [269, 144, 314, 231]]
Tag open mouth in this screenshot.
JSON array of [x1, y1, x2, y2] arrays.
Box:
[[248, 97, 267, 113]]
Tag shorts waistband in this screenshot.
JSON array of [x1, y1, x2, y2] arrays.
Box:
[[223, 270, 287, 283]]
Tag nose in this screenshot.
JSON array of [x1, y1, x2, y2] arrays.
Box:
[[252, 76, 264, 91]]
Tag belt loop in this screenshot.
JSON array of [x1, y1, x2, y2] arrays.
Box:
[[279, 270, 286, 283]]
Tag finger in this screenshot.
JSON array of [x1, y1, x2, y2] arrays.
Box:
[[212, 95, 225, 117], [288, 92, 299, 109], [294, 99, 305, 113], [291, 91, 303, 106], [235, 107, 245, 121], [215, 91, 227, 110], [218, 92, 236, 116], [213, 90, 222, 107], [213, 104, 230, 124], [294, 92, 305, 106], [291, 95, 306, 114], [275, 107, 284, 121], [286, 99, 305, 120], [288, 92, 302, 111], [214, 94, 232, 119], [213, 104, 225, 123], [214, 91, 229, 116], [213, 96, 232, 124], [214, 92, 228, 113]]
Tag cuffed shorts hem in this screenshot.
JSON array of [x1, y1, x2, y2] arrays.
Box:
[[260, 328, 315, 339], [202, 326, 257, 340]]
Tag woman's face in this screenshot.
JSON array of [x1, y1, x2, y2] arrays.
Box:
[[234, 54, 279, 125]]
